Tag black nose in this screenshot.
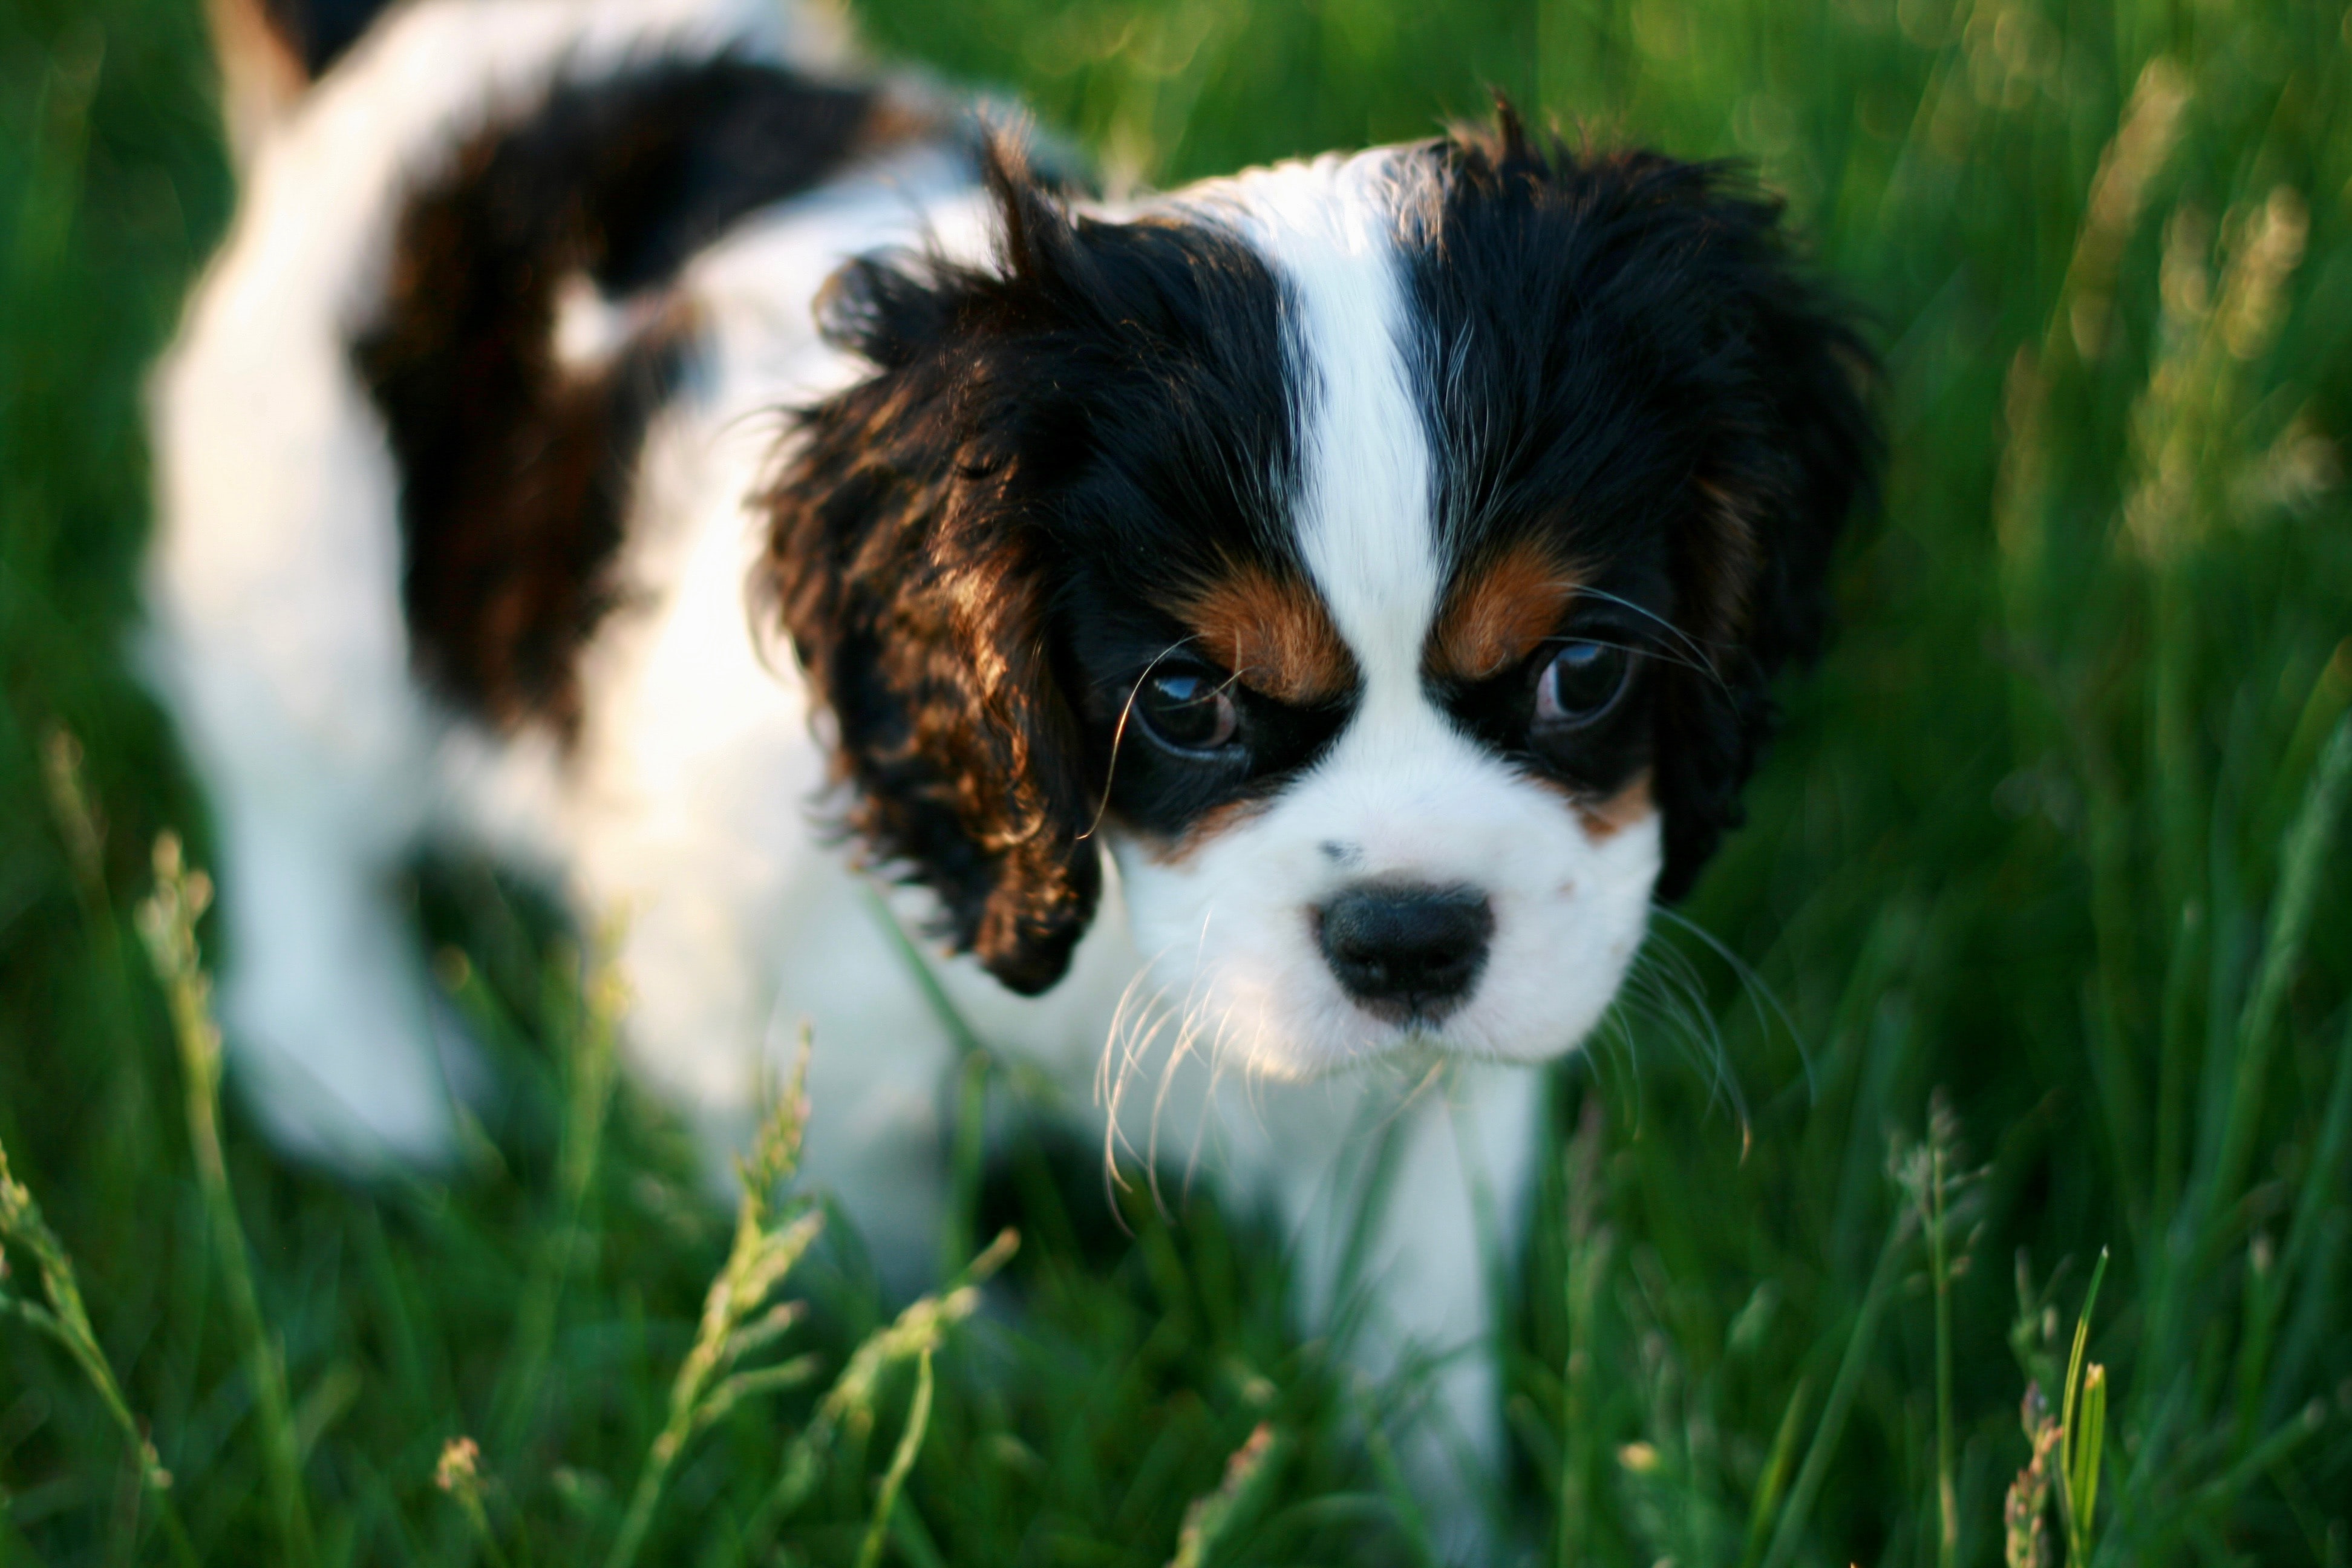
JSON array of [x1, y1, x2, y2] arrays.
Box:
[[1315, 882, 1494, 1022]]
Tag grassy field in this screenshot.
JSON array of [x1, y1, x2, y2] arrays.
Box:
[[4, 0, 2351, 1562]]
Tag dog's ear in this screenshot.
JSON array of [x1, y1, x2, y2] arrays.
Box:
[[1644, 158, 1880, 898], [762, 143, 1107, 995], [1426, 109, 1880, 898]]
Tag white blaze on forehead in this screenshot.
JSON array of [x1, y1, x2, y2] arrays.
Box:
[[1184, 151, 1436, 702]]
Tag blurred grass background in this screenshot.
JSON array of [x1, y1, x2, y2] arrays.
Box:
[[4, 0, 2351, 1562]]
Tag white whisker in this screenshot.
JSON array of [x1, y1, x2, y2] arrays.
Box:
[[1648, 901, 1810, 1098], [1570, 582, 1736, 674], [1079, 636, 1199, 843], [1100, 972, 1181, 1200]]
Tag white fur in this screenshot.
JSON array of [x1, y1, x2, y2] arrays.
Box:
[[145, 4, 1665, 1549]]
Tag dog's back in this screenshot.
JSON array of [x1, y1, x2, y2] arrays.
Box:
[[146, 0, 1161, 1315], [150, 0, 993, 1174]]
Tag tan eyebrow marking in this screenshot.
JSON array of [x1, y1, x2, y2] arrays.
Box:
[[1168, 563, 1356, 707], [1426, 536, 1585, 683]]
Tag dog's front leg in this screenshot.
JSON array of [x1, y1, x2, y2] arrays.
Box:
[[1251, 1062, 1543, 1560]]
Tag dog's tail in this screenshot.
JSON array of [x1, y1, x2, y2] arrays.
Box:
[[202, 0, 402, 167]]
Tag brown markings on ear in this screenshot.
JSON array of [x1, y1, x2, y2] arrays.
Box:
[[1126, 797, 1276, 867], [1575, 769, 1655, 843], [1427, 536, 1584, 683], [1687, 479, 1764, 647], [1169, 563, 1354, 706]]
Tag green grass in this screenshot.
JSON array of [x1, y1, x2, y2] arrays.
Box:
[[3, 0, 2350, 1561]]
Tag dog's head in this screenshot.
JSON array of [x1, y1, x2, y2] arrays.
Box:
[[765, 109, 1876, 1079]]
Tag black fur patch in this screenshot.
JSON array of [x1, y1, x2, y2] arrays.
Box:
[[358, 58, 917, 735], [764, 147, 1319, 993], [1400, 105, 1880, 897]]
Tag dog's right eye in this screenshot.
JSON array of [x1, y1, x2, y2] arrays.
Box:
[[1532, 639, 1634, 734], [1133, 669, 1240, 754]]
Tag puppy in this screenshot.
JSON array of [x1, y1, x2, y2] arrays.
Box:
[[145, 0, 1875, 1527]]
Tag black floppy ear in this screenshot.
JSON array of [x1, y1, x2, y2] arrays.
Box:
[[1650, 168, 1881, 898], [1414, 111, 1877, 899], [762, 143, 1103, 995]]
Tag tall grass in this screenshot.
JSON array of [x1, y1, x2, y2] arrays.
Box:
[[3, 0, 2348, 1561]]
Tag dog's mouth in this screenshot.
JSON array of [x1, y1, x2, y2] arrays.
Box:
[[1347, 992, 1472, 1031]]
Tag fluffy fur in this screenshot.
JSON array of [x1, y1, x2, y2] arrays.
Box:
[[146, 0, 1875, 1538]]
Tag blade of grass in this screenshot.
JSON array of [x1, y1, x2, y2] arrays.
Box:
[[2203, 713, 2352, 1230], [1931, 1129, 1958, 1568], [1737, 1376, 1811, 1568], [38, 729, 147, 1080], [134, 834, 318, 1568], [1357, 1410, 1437, 1568], [605, 1039, 823, 1568], [2067, 1364, 2106, 1564], [491, 935, 626, 1456], [1167, 1422, 1281, 1568], [1995, 60, 2192, 1231], [861, 888, 995, 1279], [2054, 1247, 2109, 1554], [853, 1347, 935, 1568], [1759, 1203, 1913, 1568], [434, 1438, 514, 1568], [747, 1227, 1019, 1553], [0, 1137, 197, 1568], [1557, 1096, 1609, 1568], [2251, 1002, 2352, 1422]]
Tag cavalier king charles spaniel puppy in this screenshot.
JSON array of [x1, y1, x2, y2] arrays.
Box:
[[145, 0, 1875, 1529]]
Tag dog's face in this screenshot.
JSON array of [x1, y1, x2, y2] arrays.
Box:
[[768, 111, 1875, 1079]]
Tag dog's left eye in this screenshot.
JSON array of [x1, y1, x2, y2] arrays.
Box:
[[1133, 669, 1241, 754], [1532, 641, 1633, 732]]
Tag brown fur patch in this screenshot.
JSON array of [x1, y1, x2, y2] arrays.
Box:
[[360, 61, 920, 739], [1575, 770, 1654, 842], [1427, 537, 1583, 683], [1170, 565, 1354, 706], [1687, 479, 1763, 643]]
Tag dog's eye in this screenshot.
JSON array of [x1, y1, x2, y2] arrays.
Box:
[[1133, 670, 1240, 754], [1533, 641, 1632, 731]]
